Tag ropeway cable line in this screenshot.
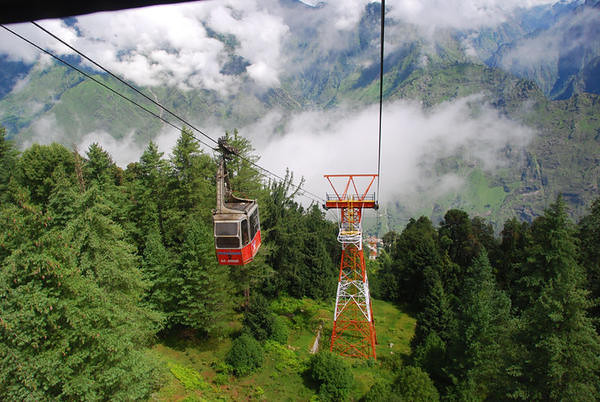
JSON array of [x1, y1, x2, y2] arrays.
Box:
[[0, 22, 326, 205]]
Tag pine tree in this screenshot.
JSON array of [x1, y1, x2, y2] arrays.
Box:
[[439, 209, 481, 269], [142, 225, 176, 314], [0, 183, 162, 400], [0, 127, 18, 202], [578, 197, 600, 327], [47, 165, 79, 229], [17, 143, 75, 206], [518, 196, 600, 400], [411, 267, 456, 391], [164, 128, 214, 247], [83, 143, 130, 230], [389, 216, 443, 307], [126, 141, 168, 252], [451, 251, 513, 400], [170, 217, 232, 335], [497, 217, 531, 313]]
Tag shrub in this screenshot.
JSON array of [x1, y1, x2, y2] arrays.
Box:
[[308, 351, 354, 402], [225, 333, 264, 376], [362, 380, 394, 402], [270, 315, 290, 344], [393, 365, 439, 401], [264, 340, 304, 372], [168, 363, 208, 390], [243, 294, 274, 341]]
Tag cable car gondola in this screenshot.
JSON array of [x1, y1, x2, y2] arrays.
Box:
[[213, 137, 261, 265]]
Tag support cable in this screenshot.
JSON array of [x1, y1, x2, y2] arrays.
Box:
[[0, 24, 214, 151], [2, 22, 326, 204], [31, 21, 218, 146], [376, 0, 385, 203]]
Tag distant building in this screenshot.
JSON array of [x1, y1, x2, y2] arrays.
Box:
[[365, 236, 382, 260]]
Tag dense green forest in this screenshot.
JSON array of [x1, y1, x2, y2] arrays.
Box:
[[2, 125, 600, 400]]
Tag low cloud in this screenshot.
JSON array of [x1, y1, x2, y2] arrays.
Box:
[[387, 0, 557, 32], [19, 96, 534, 213], [498, 7, 600, 78], [0, 0, 572, 98], [78, 131, 145, 167], [0, 1, 292, 93], [246, 95, 533, 206]]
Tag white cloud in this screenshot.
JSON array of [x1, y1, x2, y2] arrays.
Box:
[[206, 0, 289, 88], [78, 130, 145, 167], [0, 0, 570, 97], [387, 0, 558, 31], [498, 7, 600, 77], [22, 114, 63, 149], [247, 96, 533, 205], [0, 1, 292, 93]]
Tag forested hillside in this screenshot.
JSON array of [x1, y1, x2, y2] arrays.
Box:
[[1, 0, 600, 231], [2, 125, 600, 400]]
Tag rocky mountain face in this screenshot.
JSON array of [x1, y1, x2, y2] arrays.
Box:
[[481, 0, 600, 99]]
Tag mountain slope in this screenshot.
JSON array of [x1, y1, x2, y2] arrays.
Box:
[[0, 1, 599, 232]]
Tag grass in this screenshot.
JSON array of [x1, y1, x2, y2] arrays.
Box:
[[149, 297, 415, 401]]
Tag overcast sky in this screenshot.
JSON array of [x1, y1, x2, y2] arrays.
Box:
[[0, 0, 564, 203]]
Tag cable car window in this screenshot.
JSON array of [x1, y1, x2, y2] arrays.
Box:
[[241, 219, 249, 246], [215, 222, 238, 236], [250, 209, 259, 239], [216, 237, 240, 249]]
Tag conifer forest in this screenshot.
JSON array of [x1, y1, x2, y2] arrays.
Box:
[[2, 0, 600, 399], [2, 125, 600, 401]]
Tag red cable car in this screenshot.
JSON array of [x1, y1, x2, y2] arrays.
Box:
[[213, 138, 261, 265]]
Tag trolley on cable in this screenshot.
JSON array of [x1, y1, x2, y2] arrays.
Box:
[[213, 137, 261, 265]]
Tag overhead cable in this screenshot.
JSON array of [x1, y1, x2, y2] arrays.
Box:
[[30, 21, 325, 204], [0, 23, 213, 152], [31, 21, 218, 146], [376, 0, 385, 203], [3, 22, 325, 204]]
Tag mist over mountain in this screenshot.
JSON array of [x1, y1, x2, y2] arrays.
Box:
[[0, 0, 599, 232]]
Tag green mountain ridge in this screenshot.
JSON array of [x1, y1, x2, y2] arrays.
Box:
[[1, 2, 599, 232]]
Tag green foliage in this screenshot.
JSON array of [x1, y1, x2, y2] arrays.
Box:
[[243, 293, 275, 342], [439, 209, 481, 269], [393, 366, 439, 402], [271, 295, 323, 329], [497, 217, 531, 312], [515, 196, 600, 400], [270, 315, 290, 344], [225, 333, 265, 376], [451, 251, 513, 399], [577, 197, 600, 326], [412, 267, 455, 349], [168, 362, 208, 391], [0, 185, 162, 400], [264, 340, 303, 372], [362, 380, 395, 402], [171, 217, 232, 334], [164, 127, 214, 243], [142, 226, 176, 314], [412, 331, 448, 390], [84, 142, 119, 186], [0, 126, 18, 202], [308, 351, 354, 402], [262, 172, 338, 300], [17, 143, 75, 205]]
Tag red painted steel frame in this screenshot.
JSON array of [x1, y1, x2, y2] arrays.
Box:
[[325, 174, 377, 359]]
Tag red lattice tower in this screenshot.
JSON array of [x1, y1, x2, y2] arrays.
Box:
[[324, 174, 378, 359]]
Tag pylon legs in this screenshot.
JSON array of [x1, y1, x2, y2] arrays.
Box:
[[330, 244, 376, 359]]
